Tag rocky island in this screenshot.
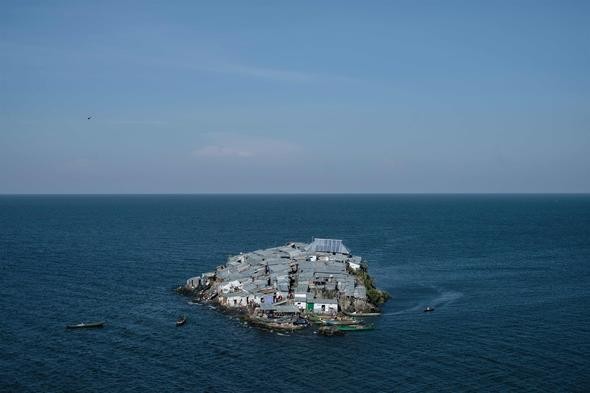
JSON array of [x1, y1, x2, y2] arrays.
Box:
[[179, 238, 389, 333]]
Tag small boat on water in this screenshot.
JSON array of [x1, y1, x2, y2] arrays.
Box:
[[324, 318, 359, 326], [337, 324, 374, 332], [294, 317, 310, 327], [424, 306, 434, 313], [245, 316, 305, 332], [303, 314, 328, 325], [66, 321, 105, 329], [176, 315, 187, 326], [344, 311, 381, 317]]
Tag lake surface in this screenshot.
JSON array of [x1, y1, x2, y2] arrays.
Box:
[[1, 195, 589, 392]]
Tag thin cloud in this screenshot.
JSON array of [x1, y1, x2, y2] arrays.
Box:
[[204, 62, 360, 84], [192, 134, 300, 160], [210, 63, 312, 82], [193, 145, 254, 159], [108, 120, 168, 126], [1, 40, 358, 84]]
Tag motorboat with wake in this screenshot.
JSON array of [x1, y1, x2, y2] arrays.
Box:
[[66, 321, 105, 329]]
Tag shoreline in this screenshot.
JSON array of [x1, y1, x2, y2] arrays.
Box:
[[178, 238, 389, 332]]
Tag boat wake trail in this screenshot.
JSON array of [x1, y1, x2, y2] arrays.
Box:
[[429, 289, 463, 308], [381, 289, 463, 316]]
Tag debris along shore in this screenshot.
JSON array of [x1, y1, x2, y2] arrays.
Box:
[[178, 238, 390, 332]]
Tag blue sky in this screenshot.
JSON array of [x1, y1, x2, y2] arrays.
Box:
[[1, 0, 588, 193]]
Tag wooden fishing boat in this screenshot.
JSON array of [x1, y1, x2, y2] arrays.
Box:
[[176, 315, 187, 326], [304, 314, 326, 324], [337, 323, 374, 332], [424, 306, 434, 313], [324, 318, 359, 326], [344, 311, 381, 317], [294, 317, 310, 327], [66, 321, 105, 329], [245, 316, 305, 331]]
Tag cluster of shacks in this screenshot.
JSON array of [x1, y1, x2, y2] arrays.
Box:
[[186, 238, 367, 315]]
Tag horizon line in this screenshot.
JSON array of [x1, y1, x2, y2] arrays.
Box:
[[1, 192, 589, 196]]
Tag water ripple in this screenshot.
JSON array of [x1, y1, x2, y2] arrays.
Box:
[[1, 195, 589, 392]]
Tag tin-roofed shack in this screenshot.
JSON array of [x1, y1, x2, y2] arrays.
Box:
[[180, 238, 389, 331]]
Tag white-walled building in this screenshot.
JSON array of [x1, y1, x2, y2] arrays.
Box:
[[313, 298, 339, 314]]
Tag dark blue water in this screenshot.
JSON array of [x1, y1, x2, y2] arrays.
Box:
[[1, 195, 589, 392]]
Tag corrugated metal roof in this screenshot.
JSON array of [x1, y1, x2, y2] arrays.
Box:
[[260, 304, 299, 313], [305, 238, 350, 254], [306, 295, 338, 304], [220, 290, 249, 298]]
